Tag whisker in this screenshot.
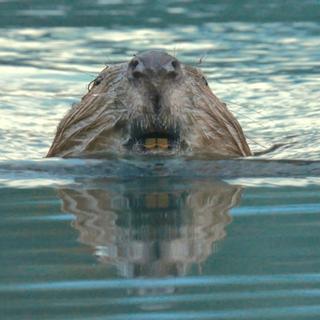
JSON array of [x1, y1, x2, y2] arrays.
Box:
[[225, 100, 267, 117], [223, 101, 274, 133], [245, 135, 270, 149], [229, 110, 271, 132], [198, 51, 208, 65], [198, 49, 216, 66], [171, 47, 178, 58]]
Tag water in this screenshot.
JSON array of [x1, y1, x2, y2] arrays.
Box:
[[1, 1, 320, 319]]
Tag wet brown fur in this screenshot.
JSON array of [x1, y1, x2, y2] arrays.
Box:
[[47, 52, 252, 158]]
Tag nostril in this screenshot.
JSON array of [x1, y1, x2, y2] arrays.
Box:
[[164, 59, 180, 78], [129, 58, 145, 78]]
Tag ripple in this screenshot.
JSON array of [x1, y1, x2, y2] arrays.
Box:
[[2, 273, 320, 292]]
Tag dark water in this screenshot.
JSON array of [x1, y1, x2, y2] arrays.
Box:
[[1, 1, 320, 319], [1, 174, 320, 319]]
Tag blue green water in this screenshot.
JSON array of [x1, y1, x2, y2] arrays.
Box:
[[0, 1, 320, 319]]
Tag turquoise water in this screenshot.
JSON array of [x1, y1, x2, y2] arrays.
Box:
[[1, 1, 320, 319]]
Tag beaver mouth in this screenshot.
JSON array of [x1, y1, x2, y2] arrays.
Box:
[[125, 129, 180, 152]]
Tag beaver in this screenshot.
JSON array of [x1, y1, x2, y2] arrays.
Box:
[[47, 50, 252, 158]]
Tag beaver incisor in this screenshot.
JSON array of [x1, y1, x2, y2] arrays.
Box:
[[47, 50, 252, 158]]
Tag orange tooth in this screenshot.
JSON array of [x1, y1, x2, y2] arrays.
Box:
[[158, 193, 169, 208], [145, 193, 169, 208], [157, 138, 169, 149], [144, 138, 157, 149]]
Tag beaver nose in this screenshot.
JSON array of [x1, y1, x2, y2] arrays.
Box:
[[129, 51, 181, 79]]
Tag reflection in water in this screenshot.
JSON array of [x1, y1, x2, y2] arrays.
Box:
[[59, 179, 242, 283]]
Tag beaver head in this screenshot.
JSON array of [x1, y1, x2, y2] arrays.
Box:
[[47, 50, 251, 158]]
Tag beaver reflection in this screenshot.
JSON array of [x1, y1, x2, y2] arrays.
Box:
[[59, 179, 242, 280]]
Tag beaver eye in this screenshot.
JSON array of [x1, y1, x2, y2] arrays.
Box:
[[88, 75, 103, 91], [129, 59, 139, 69], [94, 76, 103, 86], [202, 76, 208, 86]]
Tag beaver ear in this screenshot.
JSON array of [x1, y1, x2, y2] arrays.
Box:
[[183, 65, 209, 86]]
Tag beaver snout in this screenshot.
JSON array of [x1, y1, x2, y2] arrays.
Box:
[[127, 51, 182, 117], [127, 50, 181, 82]]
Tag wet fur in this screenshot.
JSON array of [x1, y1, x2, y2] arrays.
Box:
[[47, 56, 252, 158]]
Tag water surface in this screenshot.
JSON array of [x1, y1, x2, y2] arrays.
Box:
[[0, 1, 320, 319]]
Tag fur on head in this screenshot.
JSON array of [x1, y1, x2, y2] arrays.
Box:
[[47, 50, 251, 158]]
